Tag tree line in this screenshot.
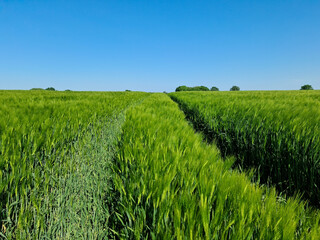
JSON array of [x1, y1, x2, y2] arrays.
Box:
[[175, 85, 240, 92], [30, 87, 72, 91], [175, 84, 314, 92]]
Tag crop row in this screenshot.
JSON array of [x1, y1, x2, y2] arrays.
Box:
[[0, 90, 149, 238], [112, 93, 320, 239], [169, 90, 320, 206]]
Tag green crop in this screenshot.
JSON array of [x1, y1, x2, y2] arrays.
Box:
[[0, 90, 149, 239], [2, 90, 320, 239], [169, 90, 320, 206], [112, 93, 320, 239]]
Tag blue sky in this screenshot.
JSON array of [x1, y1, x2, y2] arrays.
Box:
[[0, 0, 319, 92]]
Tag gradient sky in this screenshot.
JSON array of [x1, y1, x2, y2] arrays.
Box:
[[0, 0, 319, 92]]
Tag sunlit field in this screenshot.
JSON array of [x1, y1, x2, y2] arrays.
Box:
[[1, 90, 319, 239]]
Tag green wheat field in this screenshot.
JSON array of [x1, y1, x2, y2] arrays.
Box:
[[1, 90, 320, 239]]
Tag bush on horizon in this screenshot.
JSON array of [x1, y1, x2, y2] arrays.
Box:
[[175, 85, 209, 92], [300, 84, 313, 90]]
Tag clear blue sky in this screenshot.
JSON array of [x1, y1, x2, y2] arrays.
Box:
[[0, 0, 319, 92]]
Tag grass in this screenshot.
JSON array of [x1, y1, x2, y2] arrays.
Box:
[[111, 93, 320, 239], [169, 90, 320, 206], [39, 114, 125, 239], [0, 90, 149, 238], [1, 90, 320, 239]]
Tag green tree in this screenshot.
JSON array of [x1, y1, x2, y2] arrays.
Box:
[[175, 86, 189, 92], [46, 87, 56, 91], [300, 84, 313, 90], [192, 86, 209, 91], [230, 86, 240, 91], [176, 86, 210, 92], [210, 86, 219, 91]]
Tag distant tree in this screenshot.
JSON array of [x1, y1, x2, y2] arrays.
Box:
[[30, 88, 44, 90], [230, 86, 240, 91], [65, 89, 72, 91], [300, 84, 313, 90], [175, 86, 189, 92], [176, 85, 209, 92], [192, 86, 210, 91], [211, 86, 219, 91], [45, 87, 56, 91], [125, 89, 131, 92]]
